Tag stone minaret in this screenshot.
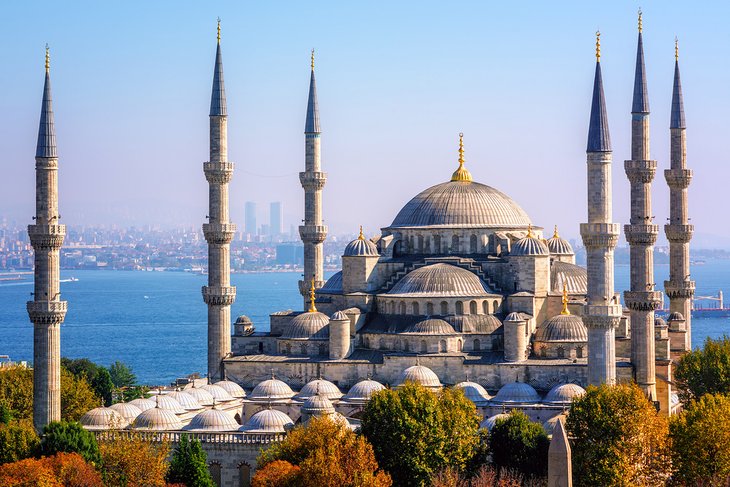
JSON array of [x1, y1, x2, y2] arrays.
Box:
[[623, 14, 662, 400], [580, 33, 622, 386], [202, 22, 236, 380], [28, 47, 67, 432], [298, 50, 327, 306], [664, 39, 694, 352]]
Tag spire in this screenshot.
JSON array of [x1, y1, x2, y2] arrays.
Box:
[[632, 11, 650, 114], [671, 38, 686, 129], [209, 19, 227, 117], [587, 32, 611, 152], [561, 283, 570, 315], [308, 278, 317, 312], [451, 132, 473, 182], [358, 225, 364, 240], [36, 45, 56, 159], [553, 225, 559, 239], [305, 49, 321, 134], [527, 224, 534, 238]]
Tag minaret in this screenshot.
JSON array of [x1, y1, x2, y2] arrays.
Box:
[[202, 20, 236, 380], [664, 38, 694, 352], [623, 11, 662, 400], [28, 46, 67, 432], [580, 32, 622, 386], [298, 50, 327, 306]]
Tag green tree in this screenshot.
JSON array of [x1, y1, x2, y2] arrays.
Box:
[[40, 421, 101, 465], [360, 382, 481, 487], [108, 361, 137, 389], [0, 419, 40, 465], [670, 393, 730, 485], [0, 403, 12, 425], [488, 410, 549, 478], [60, 369, 101, 421], [675, 335, 730, 405], [62, 358, 114, 406], [566, 383, 671, 487], [166, 434, 215, 487]]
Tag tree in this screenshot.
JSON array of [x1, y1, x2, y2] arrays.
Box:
[[670, 393, 730, 485], [40, 421, 101, 465], [488, 410, 549, 478], [360, 383, 481, 487], [99, 432, 170, 487], [0, 419, 40, 465], [166, 434, 215, 487], [256, 416, 392, 487], [61, 358, 114, 407], [0, 403, 13, 424], [675, 335, 730, 405], [60, 369, 102, 421], [566, 383, 671, 487], [0, 452, 102, 487], [108, 361, 136, 389]]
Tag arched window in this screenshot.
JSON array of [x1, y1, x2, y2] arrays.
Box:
[[440, 301, 448, 315], [470, 234, 478, 253], [417, 235, 424, 253], [412, 302, 419, 315], [258, 342, 264, 353], [457, 339, 463, 351], [395, 339, 402, 350], [493, 300, 500, 313], [426, 302, 434, 315], [492, 337, 501, 350], [300, 344, 307, 355], [469, 300, 477, 315], [576, 346, 584, 358], [364, 337, 370, 348], [439, 340, 447, 352], [482, 301, 489, 314], [455, 301, 464, 315], [238, 463, 252, 487], [399, 302, 406, 315], [451, 235, 460, 252], [473, 339, 481, 351], [434, 235, 441, 253], [404, 340, 410, 352], [557, 347, 565, 359], [285, 343, 291, 355], [421, 340, 428, 353], [389, 301, 395, 314], [409, 235, 415, 252], [424, 236, 431, 254], [318, 344, 327, 356], [394, 240, 403, 257], [209, 462, 222, 486]]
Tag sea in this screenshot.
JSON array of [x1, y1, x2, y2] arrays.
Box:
[[2, 262, 730, 386]]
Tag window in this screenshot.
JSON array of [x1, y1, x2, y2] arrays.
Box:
[[424, 237, 431, 254], [238, 463, 252, 487], [285, 343, 291, 355], [557, 347, 565, 359], [379, 338, 386, 350], [493, 300, 500, 313], [455, 301, 464, 315], [421, 340, 428, 353], [492, 337, 501, 350], [576, 346, 584, 358], [389, 301, 395, 314], [404, 340, 410, 352], [439, 340, 447, 352], [451, 235, 460, 252], [457, 339, 463, 351], [470, 234, 478, 253], [412, 302, 419, 315], [482, 301, 489, 314], [395, 339, 402, 350], [469, 300, 477, 315], [440, 301, 448, 315], [258, 342, 264, 353], [434, 235, 441, 253], [426, 302, 434, 315], [300, 344, 307, 355], [394, 240, 403, 257], [209, 462, 222, 487], [473, 339, 481, 351], [399, 302, 406, 315], [417, 235, 424, 253], [318, 344, 327, 356]]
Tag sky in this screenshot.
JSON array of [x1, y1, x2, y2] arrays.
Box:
[[1, 1, 729, 246]]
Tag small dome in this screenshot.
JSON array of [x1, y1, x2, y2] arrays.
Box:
[[668, 312, 685, 322], [448, 314, 502, 334], [282, 311, 330, 340], [201, 384, 235, 403], [543, 414, 568, 435], [504, 312, 524, 322], [491, 382, 540, 404], [655, 317, 667, 327], [151, 394, 186, 414], [388, 263, 490, 297], [403, 318, 457, 335], [480, 413, 510, 432], [133, 406, 183, 431], [397, 365, 442, 389], [128, 398, 156, 412], [301, 394, 336, 416], [235, 315, 253, 325], [551, 261, 588, 294], [167, 391, 204, 411], [511, 235, 549, 256], [343, 379, 386, 402], [344, 235, 378, 257], [330, 310, 349, 321], [183, 408, 239, 431], [543, 383, 586, 405], [296, 379, 343, 400], [534, 315, 588, 342], [250, 378, 296, 401], [547, 229, 574, 255], [80, 407, 128, 430], [454, 381, 492, 406], [109, 402, 143, 421], [320, 271, 343, 293], [186, 386, 215, 406], [242, 408, 294, 434], [214, 380, 247, 399]]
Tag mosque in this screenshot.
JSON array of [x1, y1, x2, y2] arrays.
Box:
[[26, 15, 694, 487]]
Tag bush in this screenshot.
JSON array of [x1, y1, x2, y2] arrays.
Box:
[[166, 434, 215, 487], [488, 410, 549, 478], [675, 335, 730, 405], [0, 419, 40, 465], [253, 460, 301, 487], [40, 421, 101, 465]]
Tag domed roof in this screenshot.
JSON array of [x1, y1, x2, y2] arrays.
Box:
[[668, 312, 685, 322], [186, 386, 215, 406], [547, 227, 574, 255], [389, 180, 532, 229], [151, 393, 186, 414], [344, 231, 378, 257], [551, 261, 588, 294], [454, 381, 492, 406], [250, 377, 296, 401], [214, 380, 247, 399], [655, 317, 667, 327], [388, 263, 490, 297], [282, 311, 330, 340], [320, 271, 343, 294], [397, 365, 442, 389], [167, 391, 204, 411], [448, 314, 502, 334], [109, 402, 143, 421], [183, 408, 239, 431], [543, 383, 586, 405], [480, 413, 510, 432], [301, 393, 336, 416], [343, 379, 386, 402], [201, 384, 235, 403], [403, 318, 457, 335], [534, 315, 588, 342], [80, 407, 128, 430], [128, 398, 156, 412], [235, 315, 253, 325], [511, 233, 549, 256], [242, 408, 294, 434], [133, 406, 183, 431], [543, 414, 568, 435], [330, 310, 348, 321], [296, 379, 343, 400], [491, 382, 540, 404], [505, 312, 525, 322]]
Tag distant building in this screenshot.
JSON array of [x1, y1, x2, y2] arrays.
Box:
[[244, 202, 257, 237], [270, 202, 283, 238], [275, 242, 304, 266]]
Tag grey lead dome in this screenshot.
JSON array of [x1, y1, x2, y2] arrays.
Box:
[[388, 263, 491, 297]]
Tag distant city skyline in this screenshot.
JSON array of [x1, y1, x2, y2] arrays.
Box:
[[1, 2, 728, 245]]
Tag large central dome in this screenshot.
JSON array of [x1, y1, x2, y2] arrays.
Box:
[[389, 180, 532, 229]]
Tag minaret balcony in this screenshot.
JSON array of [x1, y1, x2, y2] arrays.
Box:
[[299, 225, 328, 244], [579, 223, 620, 249], [624, 224, 659, 246], [298, 279, 325, 296], [664, 224, 694, 243], [664, 280, 695, 299], [28, 224, 66, 249], [202, 285, 237, 306], [664, 169, 693, 189], [204, 162, 235, 184], [299, 171, 327, 191], [27, 300, 67, 325], [623, 291, 663, 311], [583, 304, 623, 329], [624, 160, 657, 183], [203, 223, 236, 244]]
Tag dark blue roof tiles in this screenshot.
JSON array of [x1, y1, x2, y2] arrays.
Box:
[[36, 71, 57, 159], [305, 70, 321, 134], [670, 61, 685, 129], [586, 62, 612, 153], [209, 43, 227, 116], [632, 33, 650, 114]]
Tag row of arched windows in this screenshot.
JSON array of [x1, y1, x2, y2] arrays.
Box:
[[382, 299, 500, 316], [399, 233, 484, 255], [280, 343, 328, 356]]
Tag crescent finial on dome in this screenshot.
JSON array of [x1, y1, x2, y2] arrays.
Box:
[[561, 283, 570, 315], [451, 132, 473, 182], [553, 225, 559, 239], [358, 225, 364, 240], [308, 279, 317, 312], [527, 224, 534, 239]]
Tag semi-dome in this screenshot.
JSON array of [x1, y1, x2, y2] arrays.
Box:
[[186, 386, 215, 406], [282, 311, 330, 340], [388, 263, 490, 297], [547, 227, 574, 255], [480, 413, 510, 432], [80, 407, 128, 430], [235, 315, 253, 325], [296, 378, 343, 400], [534, 315, 588, 342], [397, 365, 442, 389], [109, 402, 143, 421], [543, 383, 586, 405], [249, 377, 296, 401], [344, 231, 378, 257], [403, 318, 457, 335], [448, 314, 502, 334], [389, 180, 532, 229], [511, 234, 549, 256], [201, 384, 235, 403], [343, 379, 386, 402], [133, 406, 183, 431], [242, 408, 294, 433], [491, 382, 540, 404], [505, 312, 525, 322], [454, 381, 492, 406], [183, 408, 239, 432], [320, 271, 343, 294], [128, 398, 156, 412], [215, 380, 247, 399], [167, 390, 204, 411]]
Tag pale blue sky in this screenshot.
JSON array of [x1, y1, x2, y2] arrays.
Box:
[[1, 1, 728, 245]]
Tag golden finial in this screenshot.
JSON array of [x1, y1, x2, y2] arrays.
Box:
[[527, 224, 534, 239], [450, 132, 473, 182], [638, 8, 642, 33], [553, 225, 559, 239], [45, 44, 50, 72], [675, 37, 679, 61], [308, 278, 317, 312], [358, 225, 364, 240], [311, 49, 315, 71], [595, 31, 601, 62], [217, 18, 221, 44], [561, 283, 570, 315]]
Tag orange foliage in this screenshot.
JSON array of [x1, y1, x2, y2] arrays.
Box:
[[99, 433, 170, 487], [252, 460, 301, 487], [0, 452, 101, 487]]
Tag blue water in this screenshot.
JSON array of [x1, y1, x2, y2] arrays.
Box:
[[1, 263, 729, 385]]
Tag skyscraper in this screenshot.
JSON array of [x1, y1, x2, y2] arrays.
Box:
[[245, 201, 257, 237], [270, 202, 283, 238]]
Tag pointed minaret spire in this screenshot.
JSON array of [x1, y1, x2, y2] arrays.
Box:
[[632, 11, 650, 114], [587, 32, 611, 152], [36, 45, 56, 159], [305, 49, 321, 134], [670, 39, 685, 129], [210, 18, 227, 117]]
